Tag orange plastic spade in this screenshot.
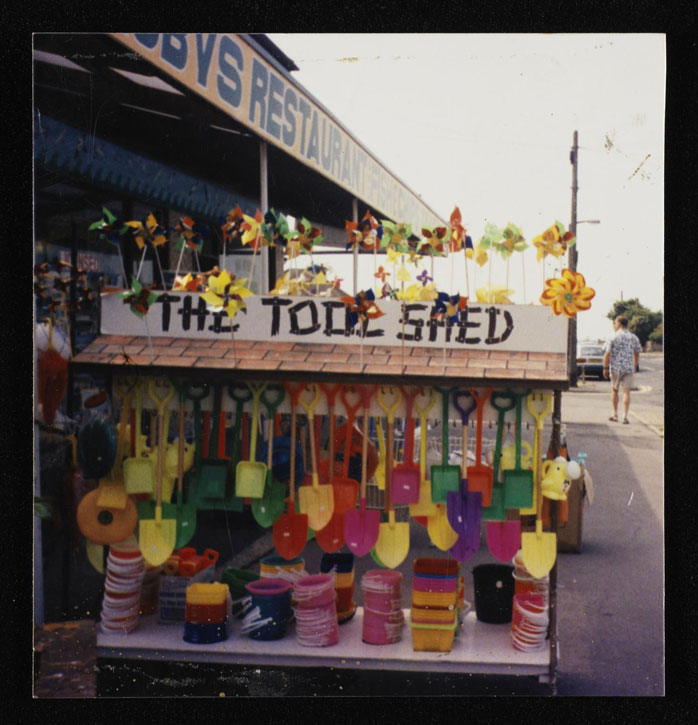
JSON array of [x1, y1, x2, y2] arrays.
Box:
[[467, 388, 494, 506], [273, 383, 308, 560]]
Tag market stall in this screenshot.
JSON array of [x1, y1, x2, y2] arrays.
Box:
[[33, 33, 598, 697]]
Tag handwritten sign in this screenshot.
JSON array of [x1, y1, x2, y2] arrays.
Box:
[[102, 292, 567, 353], [109, 33, 446, 233]]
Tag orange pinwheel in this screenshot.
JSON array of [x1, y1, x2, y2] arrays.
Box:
[[540, 268, 595, 317], [448, 207, 466, 252]]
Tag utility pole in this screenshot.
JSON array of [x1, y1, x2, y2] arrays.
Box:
[[568, 130, 579, 387]]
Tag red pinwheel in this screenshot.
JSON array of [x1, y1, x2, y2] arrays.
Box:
[[221, 205, 244, 245]]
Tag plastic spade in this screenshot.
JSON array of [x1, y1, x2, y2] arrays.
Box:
[[344, 385, 380, 556], [171, 379, 197, 547], [297, 384, 334, 531], [448, 518, 481, 562], [430, 387, 460, 502], [138, 378, 177, 566], [482, 390, 515, 522], [273, 383, 309, 560], [446, 390, 481, 536], [409, 386, 438, 520], [390, 386, 421, 504], [251, 384, 287, 527], [467, 387, 494, 506], [521, 393, 553, 516], [235, 382, 267, 498], [502, 389, 534, 509], [375, 387, 410, 568]]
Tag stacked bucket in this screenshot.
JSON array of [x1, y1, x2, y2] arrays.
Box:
[[510, 549, 549, 652], [139, 564, 162, 616], [183, 582, 231, 644], [241, 578, 293, 640], [512, 550, 549, 604], [100, 536, 145, 634], [159, 549, 217, 625], [361, 570, 404, 645], [292, 574, 339, 647], [409, 558, 462, 652], [260, 554, 307, 584], [320, 552, 356, 623]]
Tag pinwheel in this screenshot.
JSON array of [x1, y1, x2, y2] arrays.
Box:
[[397, 283, 438, 303], [201, 269, 253, 321], [345, 220, 363, 251], [432, 292, 468, 324], [417, 269, 433, 287], [221, 204, 244, 245], [126, 212, 168, 285], [340, 289, 384, 368], [340, 289, 384, 328], [540, 268, 595, 318], [532, 220, 576, 262], [475, 283, 515, 304], [240, 209, 265, 289], [172, 273, 203, 292], [201, 268, 253, 353], [263, 208, 290, 247], [120, 278, 159, 360], [89, 207, 130, 287], [396, 265, 412, 285], [418, 226, 448, 257], [374, 266, 391, 285], [380, 220, 412, 253], [386, 246, 402, 266], [494, 222, 528, 302], [448, 207, 466, 253], [476, 222, 505, 298], [172, 216, 210, 287]]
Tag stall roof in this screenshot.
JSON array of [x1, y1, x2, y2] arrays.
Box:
[[71, 334, 569, 390], [33, 33, 446, 236]]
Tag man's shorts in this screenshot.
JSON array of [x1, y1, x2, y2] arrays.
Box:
[[611, 372, 634, 391]]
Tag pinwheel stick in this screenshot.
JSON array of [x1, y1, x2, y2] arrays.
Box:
[[463, 248, 470, 298], [115, 244, 128, 289], [136, 246, 148, 282], [172, 242, 187, 291], [230, 315, 238, 360], [506, 255, 510, 293], [247, 238, 259, 291], [522, 251, 527, 304], [143, 314, 155, 363], [194, 249, 201, 274], [153, 246, 166, 289]]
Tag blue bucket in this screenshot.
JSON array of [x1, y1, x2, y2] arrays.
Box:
[[183, 619, 229, 644], [245, 578, 293, 641]]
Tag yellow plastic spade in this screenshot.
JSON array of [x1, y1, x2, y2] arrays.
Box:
[[409, 387, 438, 518]]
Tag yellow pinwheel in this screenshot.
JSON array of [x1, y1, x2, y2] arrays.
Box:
[[126, 212, 168, 250], [201, 269, 253, 321], [241, 210, 264, 251], [540, 268, 595, 317], [532, 221, 575, 262], [475, 247, 489, 267], [475, 284, 515, 304], [386, 246, 402, 266]]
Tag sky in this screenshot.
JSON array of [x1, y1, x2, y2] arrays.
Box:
[[267, 33, 665, 342]]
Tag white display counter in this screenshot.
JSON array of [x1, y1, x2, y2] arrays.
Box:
[[97, 608, 553, 681]]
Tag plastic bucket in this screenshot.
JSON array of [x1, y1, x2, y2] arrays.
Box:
[[320, 551, 355, 574], [183, 619, 229, 644], [413, 557, 460, 577], [473, 564, 515, 623], [413, 575, 458, 593], [221, 567, 259, 599]]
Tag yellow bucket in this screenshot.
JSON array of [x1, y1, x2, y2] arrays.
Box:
[[411, 589, 457, 610], [409, 618, 457, 652], [186, 582, 229, 606], [410, 606, 457, 625]]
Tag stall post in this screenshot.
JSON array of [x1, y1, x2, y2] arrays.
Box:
[[548, 389, 563, 694], [260, 140, 269, 293], [352, 198, 359, 294]]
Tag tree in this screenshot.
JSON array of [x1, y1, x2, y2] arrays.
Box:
[[607, 298, 662, 348], [649, 322, 663, 344]]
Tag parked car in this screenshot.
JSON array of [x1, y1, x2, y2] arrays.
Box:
[[576, 343, 605, 379]]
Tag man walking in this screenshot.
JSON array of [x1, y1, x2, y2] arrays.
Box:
[[603, 315, 642, 424]]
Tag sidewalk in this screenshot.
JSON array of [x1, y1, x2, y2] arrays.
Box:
[[553, 387, 664, 695]]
